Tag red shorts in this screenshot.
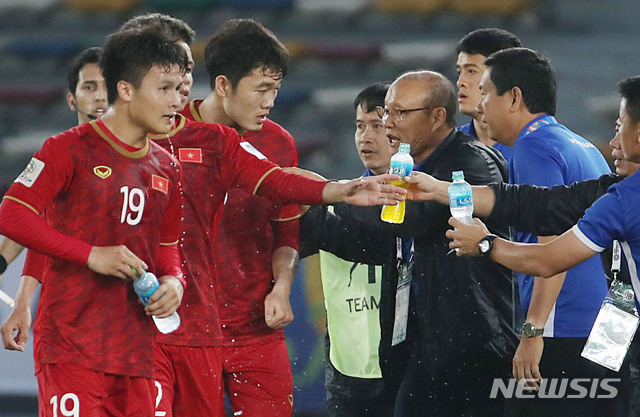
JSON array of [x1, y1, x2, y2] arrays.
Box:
[[154, 343, 224, 417], [222, 337, 293, 417], [37, 363, 155, 417]]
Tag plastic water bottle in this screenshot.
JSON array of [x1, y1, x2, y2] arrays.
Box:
[[381, 143, 414, 224], [133, 271, 181, 334], [448, 170, 474, 225]]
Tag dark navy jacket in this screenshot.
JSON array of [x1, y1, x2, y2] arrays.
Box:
[[301, 129, 518, 388]]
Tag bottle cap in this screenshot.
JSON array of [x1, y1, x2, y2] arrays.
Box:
[[399, 143, 411, 152], [452, 170, 464, 180]]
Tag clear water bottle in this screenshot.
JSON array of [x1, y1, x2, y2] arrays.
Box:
[[381, 143, 414, 224], [448, 170, 474, 225], [133, 271, 181, 334]]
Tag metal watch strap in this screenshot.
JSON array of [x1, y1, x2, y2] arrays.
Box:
[[522, 321, 544, 337]]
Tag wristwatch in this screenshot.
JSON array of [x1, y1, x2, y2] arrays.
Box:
[[478, 234, 498, 257], [522, 322, 544, 338]]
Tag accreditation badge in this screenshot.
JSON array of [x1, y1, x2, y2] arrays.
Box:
[[582, 241, 639, 371], [391, 262, 412, 346]]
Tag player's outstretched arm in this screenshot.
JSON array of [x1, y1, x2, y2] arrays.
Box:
[[322, 174, 406, 206], [282, 167, 328, 182], [403, 172, 449, 204], [445, 217, 596, 277], [0, 275, 39, 351], [281, 167, 328, 216], [404, 172, 496, 217]]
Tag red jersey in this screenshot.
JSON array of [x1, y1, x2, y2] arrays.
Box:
[[151, 115, 320, 347], [3, 120, 183, 378], [181, 101, 301, 344]]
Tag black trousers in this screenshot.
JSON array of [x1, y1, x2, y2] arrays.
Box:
[[393, 339, 512, 417], [324, 333, 395, 417], [505, 337, 631, 417]]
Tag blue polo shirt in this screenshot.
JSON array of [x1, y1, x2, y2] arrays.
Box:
[[574, 172, 640, 302], [458, 120, 513, 165], [511, 115, 611, 337]]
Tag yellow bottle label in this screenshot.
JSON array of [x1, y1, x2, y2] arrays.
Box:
[[381, 179, 409, 224]]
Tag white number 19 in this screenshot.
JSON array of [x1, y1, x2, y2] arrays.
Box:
[[120, 186, 146, 226]]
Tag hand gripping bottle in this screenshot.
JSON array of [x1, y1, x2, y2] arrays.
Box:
[[133, 271, 181, 334], [448, 170, 474, 225], [381, 143, 414, 224]]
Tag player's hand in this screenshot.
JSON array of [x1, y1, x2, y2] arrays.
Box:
[[513, 336, 544, 390], [404, 172, 449, 203], [145, 275, 183, 318], [341, 174, 406, 206], [264, 284, 294, 329], [445, 217, 491, 256], [1, 304, 32, 351], [86, 245, 148, 280]]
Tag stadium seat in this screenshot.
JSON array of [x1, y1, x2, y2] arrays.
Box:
[[295, 0, 370, 13], [3, 37, 80, 59], [274, 87, 310, 107], [282, 41, 311, 59], [380, 39, 456, 69], [146, 0, 218, 13], [218, 0, 293, 10], [0, 0, 56, 12], [189, 40, 207, 62], [308, 43, 380, 62], [451, 0, 536, 14], [373, 0, 447, 14], [65, 0, 142, 12], [0, 85, 64, 105]]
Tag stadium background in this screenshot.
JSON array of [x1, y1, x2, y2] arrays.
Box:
[[0, 0, 639, 415]]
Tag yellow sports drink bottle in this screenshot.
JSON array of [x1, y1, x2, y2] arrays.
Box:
[[381, 143, 413, 224]]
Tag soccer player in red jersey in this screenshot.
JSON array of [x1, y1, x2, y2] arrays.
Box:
[[155, 19, 404, 416], [116, 14, 230, 417], [154, 112, 402, 417], [0, 30, 189, 416], [0, 46, 108, 352], [179, 19, 301, 417]]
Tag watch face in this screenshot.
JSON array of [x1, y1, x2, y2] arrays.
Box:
[[522, 322, 542, 337], [479, 240, 490, 254]]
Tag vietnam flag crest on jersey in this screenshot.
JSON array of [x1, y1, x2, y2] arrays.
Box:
[[178, 148, 202, 163], [152, 174, 169, 194]]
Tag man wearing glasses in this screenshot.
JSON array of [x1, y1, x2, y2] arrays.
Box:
[[303, 70, 517, 416]]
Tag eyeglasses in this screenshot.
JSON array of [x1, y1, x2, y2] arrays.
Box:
[[376, 105, 438, 122]]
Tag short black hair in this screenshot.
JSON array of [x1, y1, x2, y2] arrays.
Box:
[[456, 28, 522, 57], [120, 13, 195, 45], [204, 19, 289, 89], [619, 76, 640, 123], [101, 29, 188, 105], [67, 47, 102, 94], [354, 82, 391, 113], [484, 47, 557, 116]]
